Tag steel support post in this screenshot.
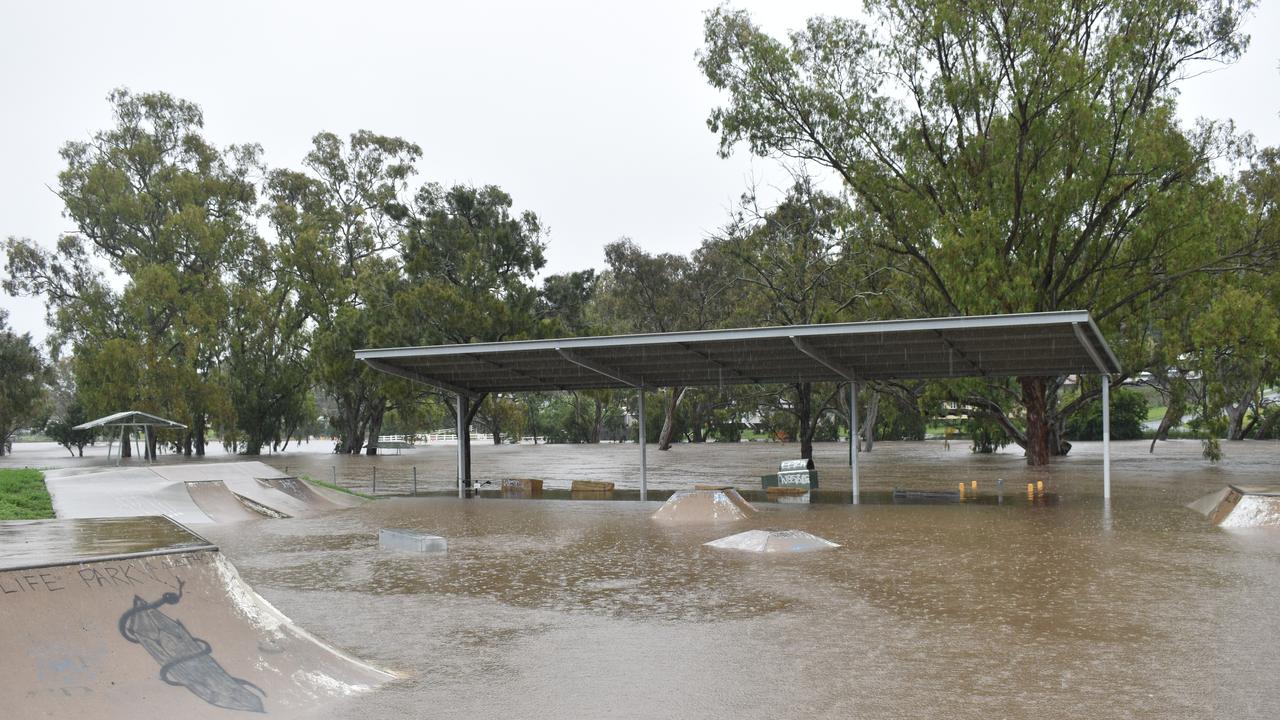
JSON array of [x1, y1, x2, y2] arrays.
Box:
[[456, 394, 466, 499], [850, 381, 860, 504], [1102, 374, 1111, 501], [638, 388, 647, 501]]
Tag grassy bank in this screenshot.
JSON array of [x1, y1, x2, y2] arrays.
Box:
[[302, 474, 375, 500], [0, 469, 54, 520]]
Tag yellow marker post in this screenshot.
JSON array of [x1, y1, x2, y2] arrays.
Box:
[[1027, 483, 1035, 497], [958, 483, 966, 498], [970, 480, 978, 491], [1036, 480, 1045, 495]]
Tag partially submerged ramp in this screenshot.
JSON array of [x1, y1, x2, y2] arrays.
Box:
[[0, 516, 391, 717], [705, 529, 840, 553], [651, 489, 758, 524], [1189, 485, 1280, 528], [185, 480, 279, 522], [152, 462, 359, 517]]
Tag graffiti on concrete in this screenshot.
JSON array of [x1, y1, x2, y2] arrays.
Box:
[[118, 579, 266, 713]]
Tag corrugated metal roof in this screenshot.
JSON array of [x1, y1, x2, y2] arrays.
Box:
[[356, 311, 1120, 397]]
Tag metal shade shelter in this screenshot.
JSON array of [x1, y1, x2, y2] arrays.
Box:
[[74, 410, 188, 464], [357, 311, 1122, 501]]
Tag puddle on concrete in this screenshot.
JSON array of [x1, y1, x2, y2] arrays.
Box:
[[188, 441, 1280, 719], [0, 516, 212, 570]]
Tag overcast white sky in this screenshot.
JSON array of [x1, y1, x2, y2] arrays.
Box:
[[2, 0, 1277, 345]]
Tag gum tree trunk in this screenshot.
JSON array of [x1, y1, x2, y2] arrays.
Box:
[[796, 382, 815, 461], [1020, 377, 1051, 466], [657, 387, 687, 451]]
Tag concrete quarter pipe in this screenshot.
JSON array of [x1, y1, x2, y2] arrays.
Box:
[[0, 516, 391, 717]]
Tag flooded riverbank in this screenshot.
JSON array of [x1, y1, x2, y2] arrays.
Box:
[[185, 440, 1280, 719]]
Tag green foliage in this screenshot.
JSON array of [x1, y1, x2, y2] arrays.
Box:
[[874, 397, 927, 441], [267, 130, 421, 454], [5, 89, 262, 455], [400, 183, 545, 344], [1065, 388, 1148, 441], [45, 398, 94, 457], [541, 391, 625, 443], [0, 310, 49, 455], [0, 469, 54, 520], [964, 417, 1010, 454], [699, 1, 1270, 463], [538, 270, 598, 336]]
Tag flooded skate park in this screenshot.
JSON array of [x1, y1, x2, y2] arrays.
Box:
[[223, 441, 1280, 719], [5, 314, 1280, 719], [9, 439, 1279, 719]]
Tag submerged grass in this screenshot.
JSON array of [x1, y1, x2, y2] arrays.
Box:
[[301, 474, 375, 500], [0, 468, 54, 520]]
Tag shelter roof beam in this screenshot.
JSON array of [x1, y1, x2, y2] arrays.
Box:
[[1071, 322, 1112, 375], [790, 336, 855, 381], [362, 359, 483, 400], [555, 348, 643, 388]]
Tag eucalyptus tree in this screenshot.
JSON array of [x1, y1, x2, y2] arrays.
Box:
[[537, 269, 598, 336], [5, 89, 260, 454], [0, 310, 48, 455], [699, 0, 1273, 464], [266, 131, 420, 454], [222, 237, 312, 455], [396, 183, 547, 477], [596, 238, 737, 449], [708, 179, 897, 459]]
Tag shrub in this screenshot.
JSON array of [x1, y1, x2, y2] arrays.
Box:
[[1066, 388, 1147, 441]]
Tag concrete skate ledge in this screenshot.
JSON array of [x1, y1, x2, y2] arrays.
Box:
[[0, 516, 216, 572]]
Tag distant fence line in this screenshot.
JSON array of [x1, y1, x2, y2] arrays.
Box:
[[282, 464, 450, 497], [377, 433, 544, 445]]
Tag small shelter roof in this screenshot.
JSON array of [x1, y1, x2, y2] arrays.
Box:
[[73, 410, 188, 431], [355, 310, 1120, 397]]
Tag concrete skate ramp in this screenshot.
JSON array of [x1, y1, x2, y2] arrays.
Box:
[[0, 516, 391, 717], [185, 480, 277, 523], [651, 489, 758, 524], [152, 462, 358, 517], [44, 466, 214, 525], [705, 529, 840, 553], [1190, 485, 1280, 528], [255, 475, 345, 510]]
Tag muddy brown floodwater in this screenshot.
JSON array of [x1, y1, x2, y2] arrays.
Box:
[[141, 440, 1280, 718]]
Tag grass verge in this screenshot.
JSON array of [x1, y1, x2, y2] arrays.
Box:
[[301, 474, 375, 500], [0, 468, 55, 520]]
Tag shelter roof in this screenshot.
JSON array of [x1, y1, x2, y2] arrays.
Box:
[[72, 410, 188, 431], [356, 311, 1120, 397]]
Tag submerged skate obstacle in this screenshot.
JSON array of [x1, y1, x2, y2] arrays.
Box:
[[705, 529, 840, 553], [1189, 485, 1280, 527], [0, 516, 390, 716], [761, 458, 819, 490], [379, 528, 447, 554], [651, 488, 758, 524], [502, 478, 544, 493]]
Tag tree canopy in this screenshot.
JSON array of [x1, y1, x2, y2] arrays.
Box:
[[3, 2, 1279, 468]]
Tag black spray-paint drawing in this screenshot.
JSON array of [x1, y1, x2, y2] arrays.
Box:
[[118, 579, 267, 713]]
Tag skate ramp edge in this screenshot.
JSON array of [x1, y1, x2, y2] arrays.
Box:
[[185, 480, 285, 522], [651, 489, 758, 524], [0, 516, 392, 716], [705, 529, 840, 553], [1190, 485, 1280, 528]]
